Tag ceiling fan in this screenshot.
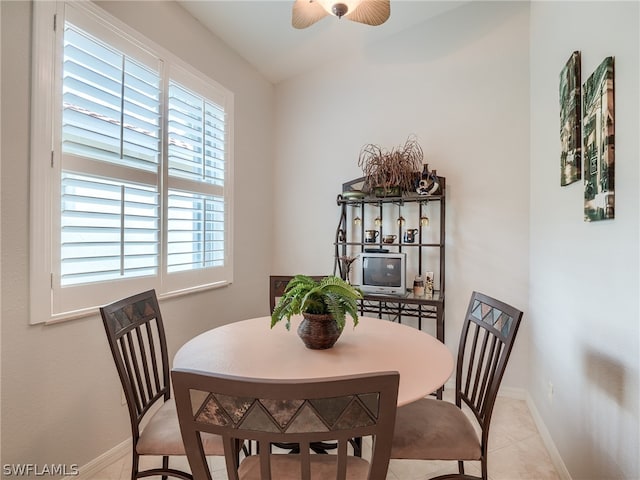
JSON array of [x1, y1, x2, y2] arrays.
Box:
[[292, 0, 391, 29]]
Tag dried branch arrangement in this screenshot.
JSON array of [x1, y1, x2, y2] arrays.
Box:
[[358, 135, 424, 194]]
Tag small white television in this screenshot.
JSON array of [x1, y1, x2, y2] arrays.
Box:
[[358, 252, 407, 295]]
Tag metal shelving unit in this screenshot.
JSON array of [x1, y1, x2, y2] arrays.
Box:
[[333, 177, 446, 344]]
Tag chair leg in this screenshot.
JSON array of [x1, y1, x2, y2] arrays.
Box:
[[458, 460, 465, 475], [481, 458, 488, 480], [162, 455, 170, 480], [131, 452, 139, 480]]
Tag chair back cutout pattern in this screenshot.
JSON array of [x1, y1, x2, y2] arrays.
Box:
[[457, 291, 523, 429], [173, 370, 399, 480]]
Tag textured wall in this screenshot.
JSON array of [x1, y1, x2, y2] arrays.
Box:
[[529, 2, 639, 478]]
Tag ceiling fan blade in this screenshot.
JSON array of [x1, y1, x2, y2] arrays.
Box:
[[292, 0, 330, 29], [345, 0, 390, 26]]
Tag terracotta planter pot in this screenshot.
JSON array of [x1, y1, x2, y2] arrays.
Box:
[[297, 313, 342, 349]]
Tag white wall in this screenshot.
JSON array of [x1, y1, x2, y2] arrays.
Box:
[[529, 2, 639, 479], [3, 0, 638, 476], [273, 1, 531, 386], [0, 0, 275, 471]]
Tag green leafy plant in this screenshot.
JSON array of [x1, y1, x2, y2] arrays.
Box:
[[271, 275, 363, 331]]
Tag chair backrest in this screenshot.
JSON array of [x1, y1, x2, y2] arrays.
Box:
[[172, 369, 399, 480], [100, 289, 170, 438], [269, 275, 324, 313], [455, 291, 523, 442]]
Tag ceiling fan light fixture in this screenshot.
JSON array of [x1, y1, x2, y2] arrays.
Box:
[[332, 3, 348, 18], [317, 0, 363, 18], [292, 0, 389, 29]]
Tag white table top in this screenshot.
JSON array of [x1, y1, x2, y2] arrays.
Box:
[[173, 316, 454, 407]]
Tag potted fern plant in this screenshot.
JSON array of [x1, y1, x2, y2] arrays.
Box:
[[271, 275, 363, 349]]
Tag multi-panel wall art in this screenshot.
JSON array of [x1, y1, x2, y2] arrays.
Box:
[[558, 52, 615, 222], [559, 51, 582, 186], [582, 57, 615, 221]]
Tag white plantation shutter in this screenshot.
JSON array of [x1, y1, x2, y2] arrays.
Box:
[[62, 25, 161, 171], [166, 78, 227, 277], [60, 23, 162, 289], [167, 191, 225, 272], [30, 1, 233, 323], [44, 8, 167, 316], [60, 173, 159, 285], [162, 65, 232, 293], [168, 82, 225, 185]]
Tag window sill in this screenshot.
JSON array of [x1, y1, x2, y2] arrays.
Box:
[[42, 280, 231, 326]]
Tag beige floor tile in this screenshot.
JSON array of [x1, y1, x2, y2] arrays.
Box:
[[488, 434, 560, 480], [486, 398, 540, 453], [86, 456, 126, 480]]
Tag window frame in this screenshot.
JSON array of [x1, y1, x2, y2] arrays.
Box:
[[30, 1, 234, 325]]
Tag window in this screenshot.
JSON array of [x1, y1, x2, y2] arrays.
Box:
[[30, 2, 234, 324]]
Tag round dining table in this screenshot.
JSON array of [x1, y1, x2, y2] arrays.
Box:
[[173, 315, 454, 406]]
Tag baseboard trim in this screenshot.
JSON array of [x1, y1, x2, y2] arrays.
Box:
[[524, 391, 573, 480], [65, 439, 129, 480]]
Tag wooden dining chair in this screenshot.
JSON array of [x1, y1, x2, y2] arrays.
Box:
[[172, 369, 400, 480], [100, 289, 224, 480], [390, 291, 523, 480]]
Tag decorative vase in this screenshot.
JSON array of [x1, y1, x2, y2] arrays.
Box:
[[297, 313, 342, 349], [428, 169, 441, 195], [416, 164, 441, 195]]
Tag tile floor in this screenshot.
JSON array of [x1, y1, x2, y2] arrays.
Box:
[[88, 392, 561, 480]]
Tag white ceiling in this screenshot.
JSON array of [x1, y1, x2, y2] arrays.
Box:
[[178, 1, 468, 84]]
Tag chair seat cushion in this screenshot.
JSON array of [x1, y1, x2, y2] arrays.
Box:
[[237, 453, 371, 480], [391, 398, 481, 460], [136, 398, 224, 456]]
